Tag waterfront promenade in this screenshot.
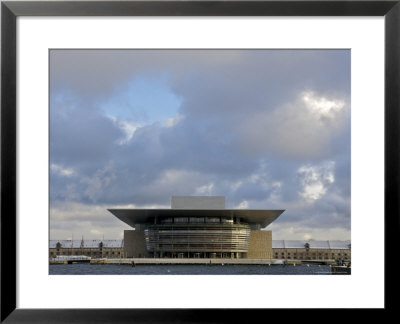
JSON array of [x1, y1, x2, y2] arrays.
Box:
[[85, 258, 338, 266]]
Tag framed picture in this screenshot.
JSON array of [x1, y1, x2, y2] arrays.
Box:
[[1, 0, 398, 321]]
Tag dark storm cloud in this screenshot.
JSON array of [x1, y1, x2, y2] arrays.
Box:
[[50, 95, 124, 170], [50, 49, 351, 239]]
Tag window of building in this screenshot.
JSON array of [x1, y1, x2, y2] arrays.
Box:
[[206, 217, 220, 223], [190, 217, 205, 223], [175, 217, 189, 223], [161, 218, 173, 223]]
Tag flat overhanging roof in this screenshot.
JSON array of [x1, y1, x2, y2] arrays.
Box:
[[108, 209, 284, 229]]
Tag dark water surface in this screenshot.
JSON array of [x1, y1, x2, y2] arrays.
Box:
[[49, 263, 333, 275]]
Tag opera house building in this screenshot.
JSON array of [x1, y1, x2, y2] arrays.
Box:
[[108, 196, 284, 259]]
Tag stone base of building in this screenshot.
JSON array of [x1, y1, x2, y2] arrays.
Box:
[[246, 230, 272, 259], [124, 230, 148, 258]]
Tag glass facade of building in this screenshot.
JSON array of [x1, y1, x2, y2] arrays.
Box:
[[144, 217, 250, 258]]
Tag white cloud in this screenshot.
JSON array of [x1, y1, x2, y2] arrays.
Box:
[[235, 200, 249, 209], [50, 163, 75, 177], [302, 91, 345, 119], [164, 114, 184, 128], [301, 182, 326, 201], [195, 183, 214, 195], [107, 115, 141, 144], [298, 161, 335, 202], [303, 233, 313, 240]]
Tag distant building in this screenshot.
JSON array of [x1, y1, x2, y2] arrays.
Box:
[[49, 239, 123, 259], [108, 196, 284, 259], [272, 240, 351, 261]]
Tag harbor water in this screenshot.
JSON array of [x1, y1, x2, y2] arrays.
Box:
[[49, 263, 335, 275]]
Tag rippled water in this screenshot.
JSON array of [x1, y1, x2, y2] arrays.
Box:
[[49, 263, 334, 275]]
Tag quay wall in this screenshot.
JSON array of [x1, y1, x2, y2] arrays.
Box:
[[51, 258, 338, 266]]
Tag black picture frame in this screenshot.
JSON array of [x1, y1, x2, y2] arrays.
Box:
[[1, 0, 398, 322]]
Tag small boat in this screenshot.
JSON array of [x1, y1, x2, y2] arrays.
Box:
[[50, 255, 91, 264]]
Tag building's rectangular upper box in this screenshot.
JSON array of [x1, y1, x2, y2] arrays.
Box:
[[171, 196, 225, 209]]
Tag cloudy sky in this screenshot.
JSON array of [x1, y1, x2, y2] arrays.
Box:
[[50, 49, 350, 241]]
